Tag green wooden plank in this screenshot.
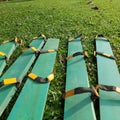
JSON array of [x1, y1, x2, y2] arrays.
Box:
[[96, 37, 120, 120], [0, 38, 44, 116], [7, 38, 59, 120], [64, 38, 96, 120], [0, 41, 17, 76]]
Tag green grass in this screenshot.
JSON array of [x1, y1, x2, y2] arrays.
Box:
[[0, 0, 120, 119]]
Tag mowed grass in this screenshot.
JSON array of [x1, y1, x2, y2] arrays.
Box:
[[0, 0, 120, 119]]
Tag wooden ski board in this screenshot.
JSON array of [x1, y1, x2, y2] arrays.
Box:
[[0, 41, 17, 76], [95, 37, 120, 120], [64, 38, 96, 120], [7, 38, 59, 120], [0, 38, 44, 116]]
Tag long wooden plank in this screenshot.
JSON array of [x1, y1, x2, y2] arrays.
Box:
[[95, 37, 120, 120], [0, 37, 44, 116], [7, 38, 59, 120], [64, 38, 96, 120], [0, 41, 17, 76]]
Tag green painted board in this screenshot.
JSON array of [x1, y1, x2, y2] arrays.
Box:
[[64, 38, 96, 120], [95, 37, 120, 120], [0, 41, 17, 76], [0, 38, 44, 116], [7, 38, 59, 120]]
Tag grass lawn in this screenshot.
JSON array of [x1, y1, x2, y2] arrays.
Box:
[[0, 0, 120, 119]]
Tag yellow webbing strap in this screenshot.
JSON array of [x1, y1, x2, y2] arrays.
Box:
[[94, 51, 115, 60], [2, 40, 10, 44], [28, 73, 54, 83], [96, 34, 109, 40], [40, 49, 57, 53], [2, 37, 22, 46], [68, 38, 75, 42], [33, 36, 38, 39], [102, 53, 113, 58], [41, 34, 46, 39], [96, 34, 104, 38], [48, 49, 56, 52], [28, 73, 37, 80], [0, 78, 19, 88], [47, 73, 54, 82], [0, 51, 8, 62], [65, 84, 120, 100], [66, 55, 73, 60], [68, 34, 82, 42], [3, 78, 18, 85], [64, 86, 99, 101], [64, 89, 75, 98], [23, 46, 37, 52], [14, 37, 22, 46], [66, 51, 88, 60], [33, 34, 46, 40], [0, 51, 6, 57], [22, 46, 39, 56], [29, 46, 37, 52]]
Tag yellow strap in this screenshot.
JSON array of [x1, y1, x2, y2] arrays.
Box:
[[40, 49, 57, 53], [30, 46, 37, 52], [28, 73, 54, 82], [84, 51, 89, 58], [0, 51, 6, 57], [3, 78, 17, 85], [47, 73, 54, 81], [33, 34, 46, 40], [94, 51, 97, 56], [68, 38, 74, 42], [14, 37, 22, 45], [2, 40, 10, 44], [94, 51, 110, 57], [14, 37, 18, 43], [41, 34, 46, 39], [91, 86, 99, 97], [65, 89, 75, 98], [28, 73, 38, 80], [94, 51, 114, 59], [47, 50, 56, 52], [22, 48, 28, 52], [66, 55, 73, 60], [22, 46, 37, 53], [102, 53, 111, 57], [116, 87, 120, 94], [33, 36, 38, 39], [1, 37, 22, 45]]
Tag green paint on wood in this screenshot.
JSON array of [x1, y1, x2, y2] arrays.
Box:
[[7, 38, 59, 120], [64, 38, 96, 120], [96, 37, 120, 120], [0, 41, 16, 76], [0, 38, 44, 116]]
